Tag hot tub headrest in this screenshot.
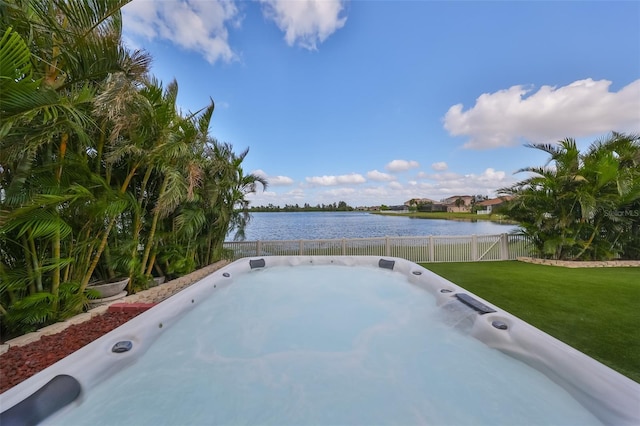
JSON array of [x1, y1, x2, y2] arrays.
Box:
[[249, 258, 266, 269], [378, 259, 395, 270], [0, 374, 81, 426], [455, 293, 496, 315]]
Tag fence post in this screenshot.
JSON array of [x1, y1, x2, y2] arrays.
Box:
[[471, 235, 478, 261], [429, 236, 434, 262], [500, 233, 508, 260], [231, 234, 516, 262]]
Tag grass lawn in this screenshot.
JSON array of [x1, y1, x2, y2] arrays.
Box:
[[374, 211, 515, 223], [422, 261, 640, 383]]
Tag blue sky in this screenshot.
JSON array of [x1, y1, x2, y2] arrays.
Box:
[[122, 0, 640, 207]]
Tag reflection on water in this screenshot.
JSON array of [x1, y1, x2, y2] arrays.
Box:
[[232, 211, 518, 241]]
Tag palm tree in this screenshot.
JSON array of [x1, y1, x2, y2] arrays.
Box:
[[500, 133, 640, 260], [203, 141, 267, 262], [92, 77, 184, 289], [137, 102, 209, 279], [576, 132, 640, 259], [0, 0, 149, 332], [0, 0, 267, 336]]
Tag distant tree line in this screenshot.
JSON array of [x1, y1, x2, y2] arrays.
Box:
[[249, 201, 353, 212]]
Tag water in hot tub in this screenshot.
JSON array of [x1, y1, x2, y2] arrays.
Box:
[[49, 265, 601, 425]]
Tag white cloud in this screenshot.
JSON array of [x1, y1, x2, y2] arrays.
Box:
[[416, 168, 513, 197], [259, 0, 347, 50], [362, 186, 392, 197], [247, 188, 305, 206], [476, 168, 506, 182], [286, 188, 306, 199], [431, 162, 448, 171], [252, 169, 268, 178], [366, 169, 396, 182], [320, 188, 356, 198], [306, 173, 366, 186], [251, 166, 514, 207], [122, 0, 240, 64], [444, 78, 640, 149], [252, 169, 294, 186], [417, 171, 462, 181], [385, 160, 420, 173], [247, 190, 278, 200], [269, 175, 295, 186]]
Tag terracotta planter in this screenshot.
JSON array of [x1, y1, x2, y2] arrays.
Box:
[[88, 277, 130, 298]]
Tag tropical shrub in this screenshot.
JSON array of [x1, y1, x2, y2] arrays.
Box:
[[0, 0, 266, 337], [499, 132, 640, 260]]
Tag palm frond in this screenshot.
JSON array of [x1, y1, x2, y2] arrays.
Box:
[[0, 26, 34, 89], [174, 207, 207, 240], [156, 169, 188, 218]]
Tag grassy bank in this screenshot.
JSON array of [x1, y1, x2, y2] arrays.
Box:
[[373, 211, 515, 223], [422, 261, 640, 383]]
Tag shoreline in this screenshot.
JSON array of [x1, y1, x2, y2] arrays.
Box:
[[372, 211, 518, 224]]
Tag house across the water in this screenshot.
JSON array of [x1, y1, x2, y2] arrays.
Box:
[[476, 196, 512, 214]]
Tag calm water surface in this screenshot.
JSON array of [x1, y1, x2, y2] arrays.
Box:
[[54, 265, 599, 425], [231, 212, 518, 241]]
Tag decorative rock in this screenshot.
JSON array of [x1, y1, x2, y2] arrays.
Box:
[[0, 310, 142, 393], [3, 260, 231, 351], [107, 303, 156, 313]]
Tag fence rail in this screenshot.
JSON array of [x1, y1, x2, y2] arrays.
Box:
[[223, 233, 534, 263]]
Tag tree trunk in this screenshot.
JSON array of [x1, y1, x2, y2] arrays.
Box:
[[22, 236, 37, 295], [80, 217, 116, 291], [141, 177, 168, 276], [51, 226, 61, 310], [27, 233, 43, 293], [145, 250, 158, 277]]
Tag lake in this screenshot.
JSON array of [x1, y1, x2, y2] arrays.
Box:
[[230, 212, 518, 241]]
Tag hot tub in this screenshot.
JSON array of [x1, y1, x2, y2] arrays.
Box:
[[1, 256, 638, 425]]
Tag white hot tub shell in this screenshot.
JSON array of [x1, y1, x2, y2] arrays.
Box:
[[1, 256, 638, 425]]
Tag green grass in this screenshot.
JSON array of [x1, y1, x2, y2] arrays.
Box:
[[373, 211, 515, 223], [422, 261, 640, 383]]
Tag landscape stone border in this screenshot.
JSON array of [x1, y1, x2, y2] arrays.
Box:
[[517, 257, 640, 268], [0, 260, 230, 355]]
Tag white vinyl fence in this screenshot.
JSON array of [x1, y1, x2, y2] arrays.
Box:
[[223, 233, 534, 263]]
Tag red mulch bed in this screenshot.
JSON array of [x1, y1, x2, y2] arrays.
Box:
[[0, 311, 143, 394]]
